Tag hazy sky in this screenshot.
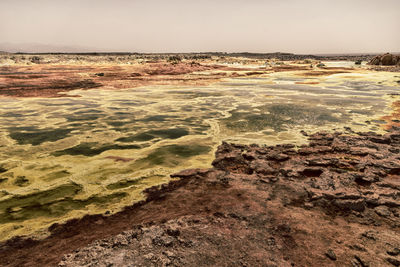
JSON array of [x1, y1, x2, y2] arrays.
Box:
[[0, 0, 399, 54]]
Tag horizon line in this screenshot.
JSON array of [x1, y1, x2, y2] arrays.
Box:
[[2, 51, 397, 56]]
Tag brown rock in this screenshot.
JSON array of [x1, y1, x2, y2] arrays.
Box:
[[368, 53, 400, 66], [387, 257, 400, 266], [374, 206, 391, 217], [325, 249, 337, 261]]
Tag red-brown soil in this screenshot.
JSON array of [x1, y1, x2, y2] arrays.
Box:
[[297, 68, 352, 77], [272, 65, 311, 72], [1, 129, 399, 267], [381, 101, 400, 130], [295, 81, 320, 85], [0, 63, 222, 97], [0, 62, 275, 98]]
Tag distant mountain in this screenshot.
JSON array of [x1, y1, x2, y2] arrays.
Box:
[[0, 42, 98, 53]]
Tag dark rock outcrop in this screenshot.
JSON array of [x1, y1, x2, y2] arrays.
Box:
[[58, 128, 400, 267], [368, 53, 400, 66]]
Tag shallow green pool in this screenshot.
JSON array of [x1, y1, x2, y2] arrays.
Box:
[[0, 67, 398, 240]]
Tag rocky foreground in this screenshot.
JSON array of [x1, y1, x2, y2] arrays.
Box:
[[53, 129, 400, 267]]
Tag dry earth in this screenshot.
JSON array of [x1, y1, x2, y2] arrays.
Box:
[[1, 128, 399, 266]]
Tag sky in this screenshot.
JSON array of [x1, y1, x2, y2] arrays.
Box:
[[0, 0, 399, 54]]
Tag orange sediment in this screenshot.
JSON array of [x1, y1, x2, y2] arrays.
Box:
[[381, 100, 400, 130]]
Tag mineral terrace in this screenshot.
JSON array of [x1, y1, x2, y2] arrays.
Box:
[[0, 53, 399, 266]]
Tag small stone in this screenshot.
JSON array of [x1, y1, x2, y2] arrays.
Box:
[[387, 248, 400, 256], [160, 257, 171, 265], [387, 257, 400, 266], [251, 161, 277, 175], [300, 130, 308, 136], [349, 147, 369, 156], [266, 153, 289, 161], [374, 206, 391, 217], [163, 250, 175, 258], [144, 253, 155, 260], [301, 167, 323, 177], [304, 202, 314, 209], [166, 227, 180, 237], [152, 235, 174, 247], [361, 230, 376, 241], [242, 152, 256, 160], [354, 255, 369, 267], [334, 199, 366, 212], [354, 173, 376, 184], [325, 249, 337, 261], [349, 244, 367, 252], [267, 237, 276, 247]]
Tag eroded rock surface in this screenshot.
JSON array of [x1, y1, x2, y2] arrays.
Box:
[[58, 129, 400, 267], [369, 53, 400, 66]]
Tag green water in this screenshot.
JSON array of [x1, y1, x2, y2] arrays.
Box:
[[0, 67, 398, 240]]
